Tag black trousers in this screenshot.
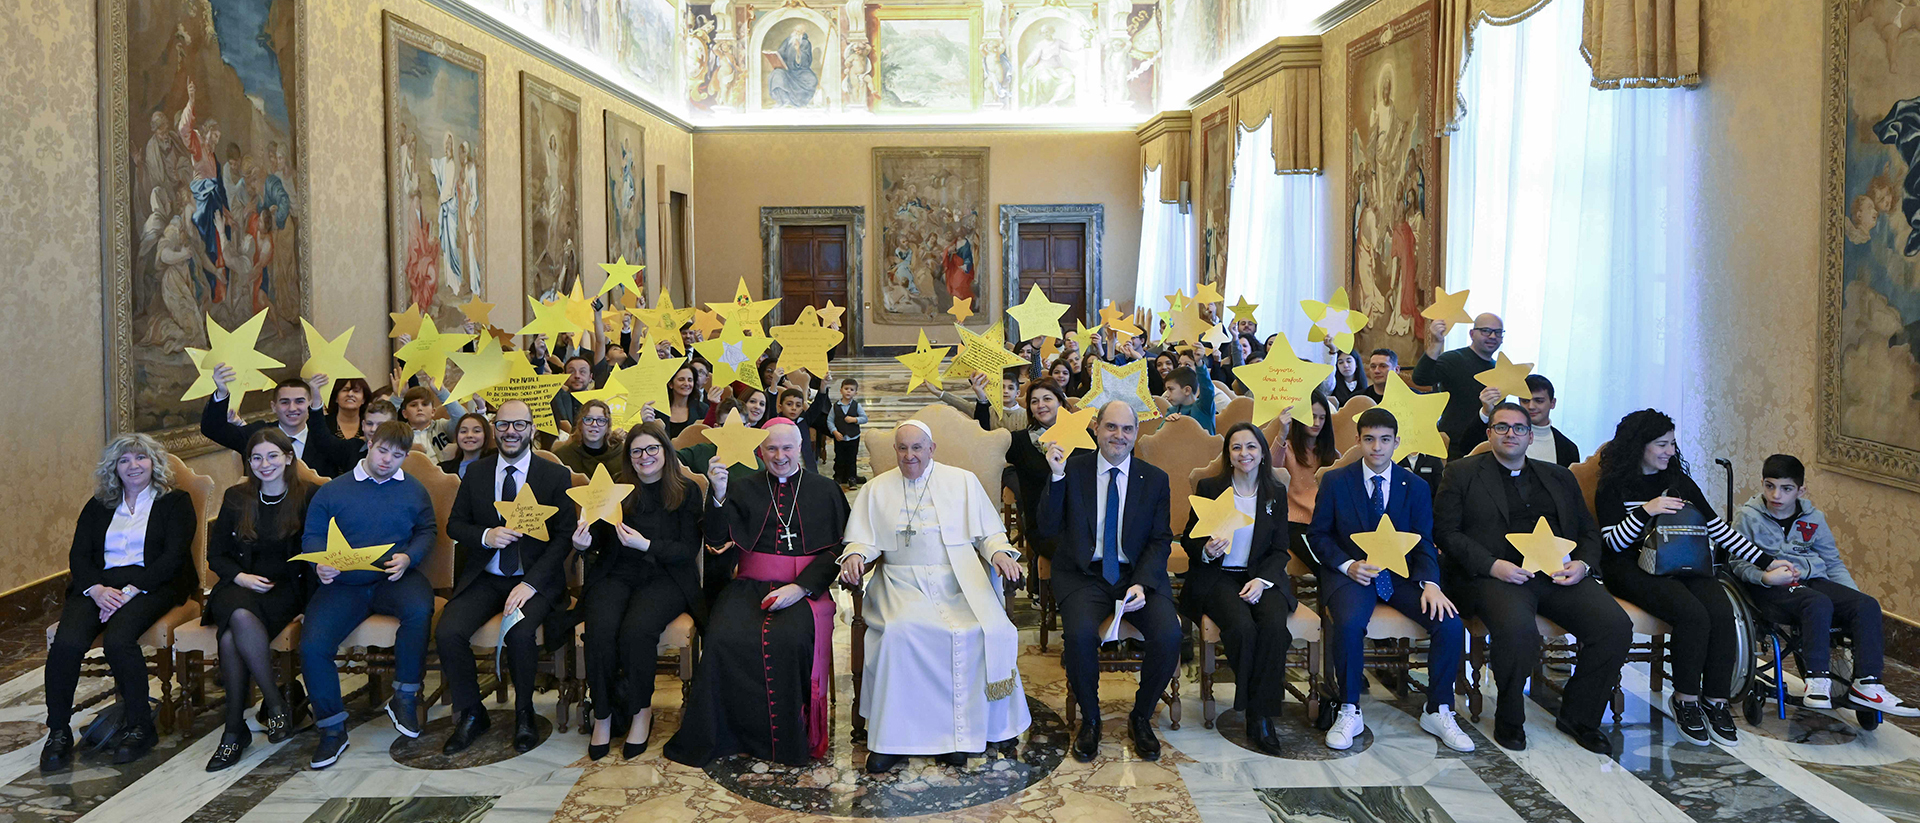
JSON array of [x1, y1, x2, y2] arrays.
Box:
[[1058, 573, 1180, 721], [581, 573, 690, 719], [1467, 575, 1629, 728], [46, 573, 180, 730], [1746, 578, 1885, 677], [1197, 572, 1294, 717], [1603, 558, 1740, 699], [435, 575, 556, 713], [833, 435, 859, 482]]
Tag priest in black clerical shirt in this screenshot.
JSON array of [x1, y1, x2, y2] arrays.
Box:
[[663, 418, 851, 767]]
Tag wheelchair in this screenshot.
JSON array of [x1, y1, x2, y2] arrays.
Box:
[[1727, 575, 1884, 730]]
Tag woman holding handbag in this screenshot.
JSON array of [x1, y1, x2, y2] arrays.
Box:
[[1595, 410, 1793, 749]]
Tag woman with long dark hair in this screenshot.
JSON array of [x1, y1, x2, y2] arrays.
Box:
[[1595, 409, 1790, 748], [1279, 390, 1338, 565], [324, 377, 372, 439], [664, 362, 709, 438], [1325, 350, 1370, 407], [1006, 380, 1073, 560], [205, 429, 314, 770]]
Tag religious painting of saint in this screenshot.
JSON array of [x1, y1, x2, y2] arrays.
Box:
[[1820, 0, 1920, 490], [384, 12, 487, 338], [604, 111, 648, 289], [522, 73, 581, 304], [873, 147, 990, 325], [100, 0, 311, 451], [1344, 2, 1439, 361], [872, 9, 980, 113], [1200, 108, 1233, 286], [1015, 15, 1087, 109], [759, 17, 826, 109]]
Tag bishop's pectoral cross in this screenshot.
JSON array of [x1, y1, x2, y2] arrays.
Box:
[[779, 527, 800, 553]]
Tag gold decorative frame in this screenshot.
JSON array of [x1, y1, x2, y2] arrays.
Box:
[[871, 146, 991, 326], [870, 6, 984, 114], [520, 71, 582, 302]]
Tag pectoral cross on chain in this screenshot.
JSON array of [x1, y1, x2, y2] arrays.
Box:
[[779, 527, 800, 553], [900, 520, 918, 541]]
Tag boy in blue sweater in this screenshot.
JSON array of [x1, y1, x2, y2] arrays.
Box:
[[1729, 454, 1916, 717], [298, 421, 440, 768], [1162, 359, 1217, 434]]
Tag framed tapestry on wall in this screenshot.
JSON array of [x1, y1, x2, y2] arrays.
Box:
[[99, 0, 313, 455], [604, 111, 647, 297], [521, 72, 580, 303], [1200, 107, 1233, 289], [1344, 1, 1440, 363], [872, 147, 989, 325], [384, 12, 487, 340], [1819, 0, 1920, 491]]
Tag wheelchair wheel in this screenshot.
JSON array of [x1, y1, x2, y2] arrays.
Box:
[[1858, 709, 1881, 731], [1718, 575, 1757, 701]]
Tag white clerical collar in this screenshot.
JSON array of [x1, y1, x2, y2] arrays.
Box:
[[902, 465, 934, 486], [771, 468, 798, 484], [354, 461, 407, 484]]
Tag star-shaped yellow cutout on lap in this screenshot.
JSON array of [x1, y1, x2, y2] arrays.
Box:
[[568, 464, 635, 526], [445, 342, 516, 399], [394, 317, 476, 386], [300, 319, 365, 388], [494, 485, 560, 541], [481, 357, 568, 435], [1006, 285, 1070, 342], [1099, 302, 1143, 339], [769, 307, 844, 377], [289, 519, 393, 572], [1302, 288, 1371, 353], [1228, 296, 1260, 323], [597, 256, 645, 298], [630, 290, 693, 337], [1352, 513, 1422, 579], [1194, 279, 1225, 305], [1422, 288, 1473, 326], [1066, 319, 1103, 353], [456, 296, 496, 329], [709, 278, 779, 330], [1037, 405, 1098, 454], [705, 409, 771, 468], [817, 300, 846, 330], [945, 321, 1030, 382], [896, 330, 951, 392], [1078, 359, 1161, 422], [1375, 373, 1449, 460], [184, 308, 285, 401], [693, 321, 773, 391], [389, 304, 425, 341], [1187, 486, 1254, 540], [1475, 353, 1535, 400], [1160, 302, 1212, 347], [1232, 332, 1334, 426], [1507, 516, 1575, 574], [948, 296, 976, 325]]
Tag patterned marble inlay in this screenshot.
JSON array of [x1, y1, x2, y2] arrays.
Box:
[[1257, 785, 1458, 822], [389, 709, 553, 770], [303, 796, 495, 822], [1796, 757, 1920, 823]]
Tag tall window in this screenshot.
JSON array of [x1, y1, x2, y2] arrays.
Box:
[[1443, 0, 1696, 446], [1135, 166, 1195, 317], [1224, 117, 1327, 359]]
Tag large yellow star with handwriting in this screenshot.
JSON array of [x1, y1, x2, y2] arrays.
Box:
[[290, 519, 393, 572], [1507, 516, 1575, 574], [1375, 373, 1449, 460], [1475, 353, 1535, 400], [769, 307, 844, 377], [1038, 405, 1098, 454], [1233, 333, 1334, 426], [1351, 513, 1421, 579], [184, 308, 285, 401], [1421, 287, 1472, 325], [481, 357, 568, 436], [945, 321, 1029, 382], [1187, 486, 1254, 540], [1006, 284, 1070, 342], [567, 464, 635, 526], [300, 319, 365, 389], [693, 320, 773, 391], [493, 485, 561, 541], [705, 409, 771, 468], [619, 345, 687, 421], [395, 317, 475, 386], [1302, 288, 1370, 353], [897, 330, 950, 392], [709, 278, 779, 330], [631, 289, 694, 336], [445, 342, 516, 399], [597, 256, 645, 298], [1079, 359, 1160, 422]]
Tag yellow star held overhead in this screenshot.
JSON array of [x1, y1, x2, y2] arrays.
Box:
[[618, 289, 642, 311], [456, 296, 496, 328], [1187, 486, 1255, 540], [705, 409, 771, 468], [1160, 302, 1212, 347], [183, 308, 286, 401], [1078, 358, 1161, 422], [445, 342, 516, 399], [947, 296, 976, 324], [1039, 336, 1061, 365], [630, 290, 693, 337], [1351, 513, 1422, 579], [1507, 516, 1575, 575], [1233, 332, 1334, 426], [394, 317, 476, 386], [1164, 290, 1190, 314], [1006, 284, 1070, 342], [290, 519, 393, 572], [389, 303, 425, 341], [1066, 319, 1103, 352], [817, 300, 846, 330], [1194, 279, 1225, 305], [567, 464, 635, 527], [562, 279, 598, 337], [691, 308, 725, 338], [1301, 288, 1371, 353], [481, 357, 569, 435], [1475, 353, 1535, 400], [483, 324, 517, 350], [769, 309, 844, 377], [519, 294, 581, 340], [693, 320, 774, 390], [1375, 373, 1449, 461], [493, 484, 561, 541], [896, 330, 951, 393], [1202, 320, 1236, 348], [619, 346, 686, 421], [1100, 301, 1143, 339], [299, 319, 366, 388], [183, 346, 276, 406], [1037, 404, 1098, 455], [1228, 295, 1260, 323], [945, 321, 1030, 382], [709, 278, 779, 330], [571, 366, 636, 423], [1421, 287, 1473, 326], [597, 256, 645, 298], [640, 325, 682, 357]]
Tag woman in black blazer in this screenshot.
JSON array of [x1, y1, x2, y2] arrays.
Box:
[[570, 420, 705, 761], [1178, 422, 1296, 755], [43, 434, 197, 772], [1003, 380, 1073, 560], [204, 430, 315, 771]]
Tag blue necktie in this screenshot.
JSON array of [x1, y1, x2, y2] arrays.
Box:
[[1102, 467, 1122, 585], [1370, 475, 1393, 601]]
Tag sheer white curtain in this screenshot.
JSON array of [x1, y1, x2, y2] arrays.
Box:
[[1442, 0, 1695, 448], [1224, 118, 1327, 360], [1134, 166, 1195, 317]]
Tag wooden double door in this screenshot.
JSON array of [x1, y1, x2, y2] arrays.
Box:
[[1017, 222, 1088, 332], [776, 224, 850, 357]]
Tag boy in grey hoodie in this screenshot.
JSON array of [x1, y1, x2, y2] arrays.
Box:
[[1729, 454, 1916, 716]]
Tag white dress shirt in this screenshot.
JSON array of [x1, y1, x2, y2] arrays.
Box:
[[286, 425, 308, 461], [486, 451, 535, 577], [1336, 464, 1392, 576], [351, 461, 406, 484], [102, 486, 159, 572], [1091, 454, 1131, 564]]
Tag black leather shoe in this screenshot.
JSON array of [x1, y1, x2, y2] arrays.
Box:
[[442, 709, 491, 755], [865, 752, 906, 773], [1072, 718, 1101, 762], [1128, 713, 1162, 762], [622, 738, 648, 759], [1555, 716, 1613, 757], [1248, 715, 1284, 756], [207, 731, 250, 772], [513, 709, 539, 754], [112, 723, 157, 765], [588, 740, 610, 761], [936, 751, 969, 767], [1494, 720, 1527, 751], [39, 727, 73, 772], [989, 737, 1020, 755]]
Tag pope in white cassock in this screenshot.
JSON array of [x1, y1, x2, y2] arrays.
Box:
[[839, 420, 1032, 774]]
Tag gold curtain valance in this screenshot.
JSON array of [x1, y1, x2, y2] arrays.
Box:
[[1137, 110, 1192, 205], [1581, 0, 1701, 89], [1224, 36, 1322, 174]]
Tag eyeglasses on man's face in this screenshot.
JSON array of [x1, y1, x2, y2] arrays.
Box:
[[1471, 327, 1505, 336], [1490, 422, 1532, 435], [494, 419, 534, 433]]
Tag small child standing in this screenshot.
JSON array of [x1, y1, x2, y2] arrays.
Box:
[[398, 384, 466, 463], [1729, 454, 1916, 716], [831, 378, 868, 488]]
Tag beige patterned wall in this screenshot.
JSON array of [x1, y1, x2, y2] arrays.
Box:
[[0, 0, 693, 596]]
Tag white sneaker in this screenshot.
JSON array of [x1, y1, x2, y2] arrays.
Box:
[[1850, 680, 1920, 717], [1326, 704, 1365, 750], [1421, 707, 1476, 752], [1801, 676, 1833, 710]]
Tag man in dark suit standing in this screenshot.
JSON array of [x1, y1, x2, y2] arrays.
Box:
[[1434, 403, 1629, 755], [201, 367, 353, 477], [1037, 401, 1177, 763], [437, 400, 579, 754], [1411, 313, 1505, 458]]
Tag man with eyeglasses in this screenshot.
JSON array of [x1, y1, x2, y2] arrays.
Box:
[[437, 400, 580, 754], [1413, 313, 1507, 458], [1432, 403, 1629, 755]]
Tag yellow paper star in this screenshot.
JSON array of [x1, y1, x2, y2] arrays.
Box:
[[897, 330, 951, 392], [519, 294, 582, 341], [1201, 321, 1236, 348], [642, 326, 682, 357], [1187, 486, 1254, 540], [1233, 333, 1334, 426], [290, 519, 394, 572], [493, 484, 561, 541], [1351, 513, 1421, 579], [1301, 288, 1371, 353], [618, 289, 642, 311], [619, 345, 686, 421], [1475, 353, 1535, 400], [184, 308, 286, 401], [1100, 302, 1144, 339], [1375, 373, 1449, 460], [945, 321, 1030, 382], [483, 324, 517, 350], [1037, 405, 1098, 454], [693, 321, 774, 391], [394, 317, 476, 386], [571, 365, 637, 423], [1066, 319, 1103, 352], [457, 296, 496, 328], [708, 278, 779, 330], [299, 320, 366, 389], [1006, 285, 1070, 342], [691, 308, 725, 338], [445, 342, 516, 399], [1160, 302, 1212, 346], [948, 296, 976, 324], [1228, 296, 1260, 323], [567, 464, 635, 526], [1507, 516, 1575, 574], [1194, 279, 1225, 305], [817, 300, 846, 330], [705, 409, 771, 469], [389, 304, 425, 341], [631, 290, 694, 337], [562, 279, 598, 337], [1164, 290, 1190, 314], [481, 357, 569, 436], [597, 256, 645, 298], [183, 346, 275, 406], [769, 309, 844, 377], [1078, 359, 1161, 422], [1421, 288, 1473, 326]]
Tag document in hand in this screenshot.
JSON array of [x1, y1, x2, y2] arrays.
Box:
[[1104, 600, 1126, 643]]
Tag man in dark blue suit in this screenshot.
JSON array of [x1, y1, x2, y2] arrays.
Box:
[[1309, 408, 1472, 753], [1038, 401, 1177, 763]]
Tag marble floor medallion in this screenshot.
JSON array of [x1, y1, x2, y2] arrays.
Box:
[[1257, 785, 1457, 823], [389, 709, 554, 769], [303, 795, 496, 822], [1214, 707, 1374, 760]]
